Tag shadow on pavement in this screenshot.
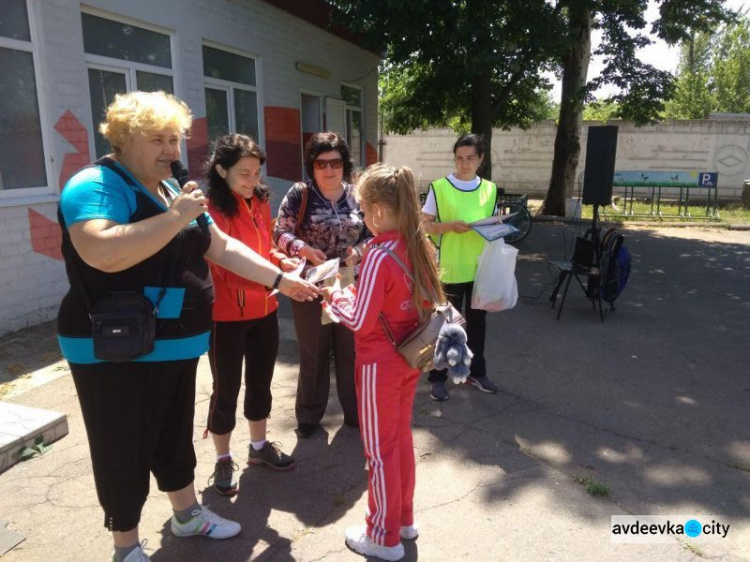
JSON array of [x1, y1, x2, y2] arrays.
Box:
[[411, 221, 749, 527]]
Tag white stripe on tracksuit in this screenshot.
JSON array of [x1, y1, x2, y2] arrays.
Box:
[[336, 240, 398, 331], [361, 362, 388, 545]]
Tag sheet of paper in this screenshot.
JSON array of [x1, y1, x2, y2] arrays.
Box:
[[471, 223, 519, 242], [471, 216, 502, 226], [471, 213, 518, 227], [305, 258, 340, 285]]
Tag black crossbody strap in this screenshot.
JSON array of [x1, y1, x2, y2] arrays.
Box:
[[95, 156, 138, 187]]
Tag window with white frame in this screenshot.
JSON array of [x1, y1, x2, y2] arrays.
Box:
[[203, 44, 260, 148], [82, 11, 175, 158], [0, 0, 49, 192], [341, 85, 363, 167]]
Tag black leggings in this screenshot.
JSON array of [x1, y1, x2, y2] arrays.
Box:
[[428, 281, 487, 383], [71, 359, 198, 532], [206, 311, 279, 435]]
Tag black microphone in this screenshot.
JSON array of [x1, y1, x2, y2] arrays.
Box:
[[170, 160, 210, 237]]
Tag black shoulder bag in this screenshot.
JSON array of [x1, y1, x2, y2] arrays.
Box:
[[66, 158, 179, 362]]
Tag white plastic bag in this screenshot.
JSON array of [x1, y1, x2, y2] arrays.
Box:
[[471, 238, 518, 312]]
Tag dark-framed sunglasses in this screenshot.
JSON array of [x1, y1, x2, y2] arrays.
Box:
[[313, 158, 344, 170]]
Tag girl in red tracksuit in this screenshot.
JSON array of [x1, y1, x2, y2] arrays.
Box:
[[322, 163, 445, 562], [204, 134, 299, 497]]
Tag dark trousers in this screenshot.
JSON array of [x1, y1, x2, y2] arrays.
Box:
[[428, 281, 487, 383], [71, 359, 198, 532], [291, 298, 358, 426], [206, 311, 279, 435]]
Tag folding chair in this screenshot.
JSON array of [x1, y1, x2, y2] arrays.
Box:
[[549, 233, 604, 321]]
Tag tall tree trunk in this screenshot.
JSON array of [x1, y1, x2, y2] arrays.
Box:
[[471, 70, 493, 180], [542, 5, 592, 216]]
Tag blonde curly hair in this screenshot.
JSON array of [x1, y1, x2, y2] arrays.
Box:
[[99, 91, 193, 153]]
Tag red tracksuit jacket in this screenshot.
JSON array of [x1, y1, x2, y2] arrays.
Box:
[[208, 192, 285, 321], [328, 231, 421, 363]]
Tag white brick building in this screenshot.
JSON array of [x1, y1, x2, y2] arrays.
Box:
[[0, 0, 380, 336]]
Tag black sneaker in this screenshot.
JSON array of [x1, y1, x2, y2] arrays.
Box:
[[430, 381, 449, 401], [295, 423, 318, 439], [465, 375, 498, 394], [247, 442, 295, 471], [208, 457, 238, 496]]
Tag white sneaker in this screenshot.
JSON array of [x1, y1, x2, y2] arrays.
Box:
[[112, 540, 150, 561], [345, 525, 404, 561], [400, 524, 419, 540], [170, 505, 241, 539]]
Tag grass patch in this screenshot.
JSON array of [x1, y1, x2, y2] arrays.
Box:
[[581, 199, 750, 224], [576, 475, 610, 496]]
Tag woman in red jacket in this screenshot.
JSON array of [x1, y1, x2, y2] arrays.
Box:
[[204, 134, 299, 496]]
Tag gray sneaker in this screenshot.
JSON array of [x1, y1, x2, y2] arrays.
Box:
[[112, 540, 150, 561], [247, 442, 295, 471], [430, 381, 449, 401], [208, 457, 238, 496], [465, 375, 498, 394]]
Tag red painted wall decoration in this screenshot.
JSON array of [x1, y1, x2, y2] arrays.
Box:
[[186, 117, 209, 180], [366, 142, 378, 167], [264, 106, 302, 183], [54, 110, 90, 188], [28, 209, 62, 261]]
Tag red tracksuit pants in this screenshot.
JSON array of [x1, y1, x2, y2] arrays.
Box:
[[356, 357, 421, 547]]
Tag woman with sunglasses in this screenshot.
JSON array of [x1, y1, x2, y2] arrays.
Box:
[[275, 132, 371, 439]]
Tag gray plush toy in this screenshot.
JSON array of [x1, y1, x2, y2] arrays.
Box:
[[433, 323, 473, 384]]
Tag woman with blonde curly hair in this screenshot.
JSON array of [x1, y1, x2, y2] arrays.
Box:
[[57, 91, 317, 561]]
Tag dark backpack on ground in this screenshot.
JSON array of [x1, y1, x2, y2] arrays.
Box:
[[599, 228, 631, 309]]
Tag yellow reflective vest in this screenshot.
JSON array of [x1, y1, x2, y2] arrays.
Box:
[[428, 177, 497, 284]]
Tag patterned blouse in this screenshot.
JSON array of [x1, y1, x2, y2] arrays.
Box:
[[274, 180, 372, 266]]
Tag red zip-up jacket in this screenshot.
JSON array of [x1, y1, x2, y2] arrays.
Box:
[[208, 192, 285, 321], [328, 231, 422, 364]]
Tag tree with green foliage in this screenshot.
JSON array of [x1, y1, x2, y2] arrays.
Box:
[[541, 0, 731, 216], [664, 30, 714, 119], [329, 1, 564, 179], [712, 16, 750, 114], [665, 15, 750, 119], [328, 0, 730, 216], [582, 99, 620, 121]]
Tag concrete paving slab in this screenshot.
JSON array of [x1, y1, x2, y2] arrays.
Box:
[[0, 402, 68, 475], [0, 520, 25, 556]]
